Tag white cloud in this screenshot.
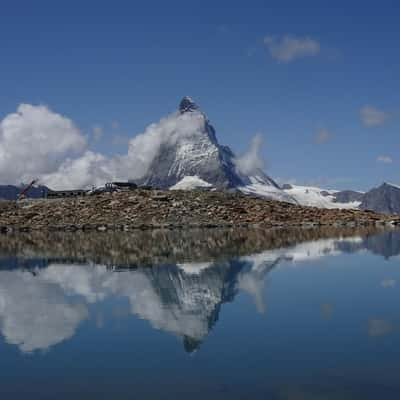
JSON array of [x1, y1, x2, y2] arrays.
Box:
[[377, 155, 393, 164], [234, 133, 264, 176], [41, 151, 118, 190], [360, 105, 390, 127], [42, 110, 207, 189], [314, 128, 331, 144], [3, 263, 228, 350], [237, 267, 268, 314], [0, 269, 88, 353], [263, 34, 320, 63], [123, 111, 206, 178], [368, 319, 394, 337], [381, 278, 396, 288], [0, 246, 284, 353], [0, 104, 208, 190], [92, 125, 103, 141], [0, 104, 86, 185]]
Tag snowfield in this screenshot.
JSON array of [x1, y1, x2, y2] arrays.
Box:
[[170, 175, 213, 190], [238, 176, 297, 204], [283, 184, 362, 209], [169, 176, 363, 209]]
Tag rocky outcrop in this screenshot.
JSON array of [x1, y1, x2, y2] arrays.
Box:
[[0, 189, 398, 232], [333, 190, 364, 203]]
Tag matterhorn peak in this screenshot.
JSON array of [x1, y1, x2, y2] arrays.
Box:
[[179, 96, 199, 114], [134, 96, 296, 204]]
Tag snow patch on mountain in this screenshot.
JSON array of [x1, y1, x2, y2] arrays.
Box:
[[170, 176, 213, 190], [386, 182, 400, 190]]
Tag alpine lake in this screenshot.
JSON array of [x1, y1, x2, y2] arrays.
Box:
[[1, 226, 400, 399]]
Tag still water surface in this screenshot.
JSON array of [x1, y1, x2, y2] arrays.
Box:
[[0, 227, 400, 399]]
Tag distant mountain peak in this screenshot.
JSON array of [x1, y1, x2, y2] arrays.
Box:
[[359, 182, 400, 214], [179, 96, 199, 114]]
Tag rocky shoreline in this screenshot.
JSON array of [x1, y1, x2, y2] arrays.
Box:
[[0, 189, 399, 233]]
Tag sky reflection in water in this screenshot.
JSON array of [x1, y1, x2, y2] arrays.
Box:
[[0, 227, 400, 399]]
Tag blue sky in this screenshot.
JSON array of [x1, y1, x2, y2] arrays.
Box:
[[0, 0, 399, 190]]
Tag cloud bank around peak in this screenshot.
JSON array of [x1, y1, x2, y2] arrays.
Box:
[[234, 133, 265, 176], [0, 104, 208, 190]]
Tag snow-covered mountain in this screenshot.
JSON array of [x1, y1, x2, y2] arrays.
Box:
[[135, 97, 400, 213], [282, 182, 400, 214], [136, 97, 296, 203]]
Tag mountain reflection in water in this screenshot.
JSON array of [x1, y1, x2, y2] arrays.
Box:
[[0, 227, 399, 354]]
